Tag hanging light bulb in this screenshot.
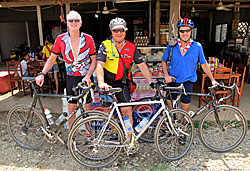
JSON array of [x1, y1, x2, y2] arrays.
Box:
[[191, 6, 195, 13], [191, 1, 195, 13]]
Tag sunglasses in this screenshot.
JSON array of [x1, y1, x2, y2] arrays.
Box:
[[68, 19, 80, 23], [112, 29, 125, 33], [179, 29, 192, 33]]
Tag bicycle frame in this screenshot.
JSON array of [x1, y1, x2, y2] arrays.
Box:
[[23, 78, 91, 143], [96, 97, 182, 146], [172, 83, 238, 129]]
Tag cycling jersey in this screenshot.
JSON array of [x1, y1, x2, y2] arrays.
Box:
[[162, 40, 207, 83], [97, 39, 143, 83], [52, 32, 96, 76]]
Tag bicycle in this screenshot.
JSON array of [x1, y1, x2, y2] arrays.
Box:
[[132, 82, 247, 152], [184, 83, 247, 152], [7, 77, 106, 149], [67, 83, 195, 168], [71, 79, 174, 143]]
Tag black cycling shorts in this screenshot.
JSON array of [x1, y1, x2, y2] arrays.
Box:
[[167, 81, 193, 104], [101, 81, 131, 107], [66, 75, 92, 104]]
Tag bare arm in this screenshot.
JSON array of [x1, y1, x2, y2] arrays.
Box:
[[137, 62, 152, 83], [96, 61, 112, 90], [42, 53, 46, 61], [42, 53, 57, 74], [82, 54, 97, 86], [201, 62, 218, 85], [35, 53, 57, 87], [162, 61, 175, 83]]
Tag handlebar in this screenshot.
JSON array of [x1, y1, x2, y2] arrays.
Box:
[[98, 87, 122, 94], [69, 82, 93, 102], [208, 83, 239, 103]]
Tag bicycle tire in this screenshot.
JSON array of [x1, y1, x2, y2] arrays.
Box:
[[68, 115, 124, 168], [198, 105, 247, 152], [7, 104, 47, 149], [154, 109, 194, 161], [132, 99, 161, 143], [70, 110, 107, 130]]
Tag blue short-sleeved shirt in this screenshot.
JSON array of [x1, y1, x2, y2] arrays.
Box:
[[162, 40, 207, 83]]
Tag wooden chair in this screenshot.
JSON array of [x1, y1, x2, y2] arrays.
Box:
[[233, 64, 246, 107], [213, 67, 232, 104], [7, 60, 29, 96], [27, 61, 53, 95], [199, 67, 232, 108]]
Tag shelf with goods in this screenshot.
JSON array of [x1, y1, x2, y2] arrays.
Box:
[[160, 25, 169, 45]]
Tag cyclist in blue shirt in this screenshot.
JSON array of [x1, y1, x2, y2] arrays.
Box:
[[162, 18, 217, 113]]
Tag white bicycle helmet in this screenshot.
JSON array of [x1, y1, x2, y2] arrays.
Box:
[[109, 17, 128, 31]]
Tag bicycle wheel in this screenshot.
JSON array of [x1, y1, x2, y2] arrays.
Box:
[[7, 104, 46, 149], [68, 115, 124, 168], [199, 105, 247, 152], [70, 110, 107, 130], [155, 109, 194, 161], [132, 100, 161, 143]]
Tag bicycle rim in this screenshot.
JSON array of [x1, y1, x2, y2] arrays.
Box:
[[199, 105, 247, 152], [7, 104, 46, 149], [155, 109, 194, 161], [68, 116, 124, 168]]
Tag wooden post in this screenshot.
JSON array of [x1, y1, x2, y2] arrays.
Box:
[[66, 3, 70, 32], [36, 5, 43, 46], [149, 1, 152, 42], [169, 0, 180, 44], [25, 21, 30, 48], [155, 0, 160, 45]]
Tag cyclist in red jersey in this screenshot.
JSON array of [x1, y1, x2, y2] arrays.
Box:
[[35, 10, 96, 128]]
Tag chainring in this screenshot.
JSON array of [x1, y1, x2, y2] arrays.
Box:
[[123, 139, 139, 155]]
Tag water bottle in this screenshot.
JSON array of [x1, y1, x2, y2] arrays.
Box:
[[55, 112, 68, 126], [135, 117, 149, 133], [44, 107, 54, 125], [124, 117, 134, 134]]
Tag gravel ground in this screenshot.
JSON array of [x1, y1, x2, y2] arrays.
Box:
[[0, 110, 250, 171]]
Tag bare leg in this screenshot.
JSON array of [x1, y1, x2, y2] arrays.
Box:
[[68, 103, 77, 128], [166, 99, 173, 110], [54, 72, 59, 94], [120, 106, 133, 126], [181, 103, 190, 113]]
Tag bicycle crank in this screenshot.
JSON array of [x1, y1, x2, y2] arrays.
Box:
[[40, 127, 59, 144], [123, 139, 139, 155]]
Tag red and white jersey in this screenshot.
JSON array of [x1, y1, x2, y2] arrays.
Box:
[[52, 32, 96, 76]]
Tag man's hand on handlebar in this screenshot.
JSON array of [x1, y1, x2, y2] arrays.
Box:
[[212, 79, 219, 86], [98, 83, 112, 91], [35, 75, 44, 87], [164, 75, 176, 83], [82, 76, 91, 87]]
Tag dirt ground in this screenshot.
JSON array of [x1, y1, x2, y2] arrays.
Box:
[[0, 110, 250, 171]]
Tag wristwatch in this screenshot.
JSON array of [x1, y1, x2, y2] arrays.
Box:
[[38, 72, 46, 77]]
